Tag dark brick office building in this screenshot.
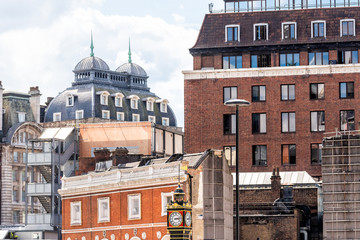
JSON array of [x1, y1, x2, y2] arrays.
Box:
[[184, 0, 360, 178]]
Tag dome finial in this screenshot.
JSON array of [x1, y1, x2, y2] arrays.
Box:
[[128, 38, 132, 63], [90, 31, 94, 57]]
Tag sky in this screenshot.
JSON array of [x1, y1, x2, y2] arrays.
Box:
[[0, 0, 224, 128]]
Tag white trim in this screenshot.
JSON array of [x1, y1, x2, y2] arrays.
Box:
[[225, 24, 240, 42], [114, 96, 123, 107], [281, 22, 297, 40], [97, 197, 110, 223], [116, 112, 124, 121], [70, 201, 82, 226], [75, 110, 84, 120], [100, 93, 109, 106], [132, 114, 140, 122], [311, 20, 326, 38], [66, 94, 74, 107], [146, 100, 154, 111], [253, 23, 268, 41], [162, 117, 169, 126], [148, 115, 156, 123], [17, 112, 26, 123], [128, 194, 141, 220], [53, 112, 61, 122], [161, 192, 173, 216], [340, 19, 356, 37], [102, 110, 110, 119]]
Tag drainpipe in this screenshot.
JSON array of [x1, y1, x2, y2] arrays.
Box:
[[300, 227, 308, 240]]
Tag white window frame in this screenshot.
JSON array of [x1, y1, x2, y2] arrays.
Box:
[[281, 22, 297, 40], [162, 117, 169, 126], [114, 93, 124, 107], [102, 110, 110, 119], [340, 19, 356, 37], [53, 112, 61, 122], [117, 112, 124, 121], [97, 197, 110, 223], [311, 20, 326, 38], [18, 112, 26, 123], [100, 93, 109, 105], [70, 201, 82, 226], [128, 194, 141, 220], [253, 23, 268, 41], [66, 95, 74, 107], [225, 24, 240, 42], [127, 95, 140, 109], [147, 100, 154, 111], [148, 115, 156, 123], [132, 114, 140, 122], [75, 110, 84, 120], [161, 192, 173, 216]]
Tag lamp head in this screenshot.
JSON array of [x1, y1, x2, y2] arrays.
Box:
[[224, 99, 251, 107]]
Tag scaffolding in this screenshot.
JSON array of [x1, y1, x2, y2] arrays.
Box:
[[322, 130, 360, 239]]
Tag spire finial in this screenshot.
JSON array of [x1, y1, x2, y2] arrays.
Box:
[[128, 38, 132, 63], [90, 31, 94, 57]]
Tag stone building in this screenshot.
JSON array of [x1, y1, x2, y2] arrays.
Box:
[[184, 0, 360, 178]]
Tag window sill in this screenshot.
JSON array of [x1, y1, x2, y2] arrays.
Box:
[[281, 131, 296, 134]]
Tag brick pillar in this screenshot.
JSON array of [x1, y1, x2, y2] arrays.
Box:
[[214, 54, 223, 69], [271, 167, 281, 198], [272, 52, 279, 67], [242, 53, 251, 68], [193, 55, 202, 70], [328, 50, 338, 64], [299, 50, 308, 65]]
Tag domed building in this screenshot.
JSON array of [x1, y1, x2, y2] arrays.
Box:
[[44, 39, 177, 127]]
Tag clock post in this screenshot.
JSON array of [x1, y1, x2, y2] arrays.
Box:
[[167, 183, 192, 239]]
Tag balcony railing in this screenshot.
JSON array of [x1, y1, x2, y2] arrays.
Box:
[[27, 183, 59, 196], [28, 152, 52, 165], [27, 213, 51, 225]]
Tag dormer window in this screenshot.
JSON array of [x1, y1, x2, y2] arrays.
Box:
[[18, 112, 26, 123], [157, 99, 169, 113], [144, 97, 155, 111], [225, 25, 240, 42], [162, 117, 169, 126], [148, 116, 156, 123], [66, 95, 74, 107], [254, 23, 268, 41], [340, 19, 355, 37], [127, 95, 139, 109], [311, 20, 326, 38], [112, 93, 124, 107], [97, 91, 110, 106]]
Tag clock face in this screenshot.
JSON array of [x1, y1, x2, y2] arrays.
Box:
[[169, 211, 183, 226], [185, 212, 192, 227]]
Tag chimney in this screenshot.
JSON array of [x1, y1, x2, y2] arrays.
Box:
[[28, 86, 41, 123], [0, 81, 4, 132], [45, 97, 54, 106], [93, 148, 111, 163], [271, 167, 281, 197]]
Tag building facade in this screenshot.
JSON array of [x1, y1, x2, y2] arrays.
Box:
[[184, 1, 360, 178]]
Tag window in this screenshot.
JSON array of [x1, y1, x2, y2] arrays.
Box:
[[340, 19, 355, 37], [251, 54, 271, 68], [252, 145, 267, 166], [309, 52, 329, 65], [100, 93, 108, 105], [311, 21, 326, 38], [340, 110, 355, 131], [53, 112, 61, 122], [97, 197, 110, 223], [131, 99, 138, 109], [311, 143, 322, 165], [132, 114, 140, 122], [280, 53, 299, 66], [13, 189, 18, 202], [70, 201, 82, 225], [147, 100, 154, 111], [252, 86, 266, 102], [282, 144, 296, 165], [340, 82, 354, 99], [128, 194, 141, 220], [162, 117, 169, 126], [13, 170, 18, 181], [282, 112, 296, 133], [18, 112, 26, 123], [338, 50, 358, 64], [224, 87, 237, 103], [102, 110, 110, 119], [161, 192, 173, 216], [282, 22, 296, 39], [23, 152, 26, 163], [310, 83, 325, 99], [117, 112, 124, 121], [254, 24, 268, 40], [252, 113, 266, 133], [13, 152, 18, 162], [22, 188, 26, 202], [66, 95, 74, 107], [311, 111, 325, 132], [115, 96, 123, 107], [224, 146, 236, 166], [225, 25, 240, 42], [75, 110, 84, 120], [223, 56, 242, 69], [13, 211, 20, 224], [148, 116, 156, 123], [281, 85, 295, 100], [224, 114, 236, 135], [160, 102, 168, 113]]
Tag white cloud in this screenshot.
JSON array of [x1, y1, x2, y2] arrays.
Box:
[[172, 13, 185, 23]]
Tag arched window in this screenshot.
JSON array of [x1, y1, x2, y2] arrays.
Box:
[[127, 95, 140, 109], [97, 91, 110, 105], [143, 97, 155, 111], [156, 99, 169, 113], [112, 93, 124, 107], [66, 94, 74, 107]]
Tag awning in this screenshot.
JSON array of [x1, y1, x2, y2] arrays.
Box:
[[39, 127, 74, 140], [0, 230, 9, 239]]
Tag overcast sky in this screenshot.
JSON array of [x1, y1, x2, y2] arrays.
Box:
[[0, 0, 224, 127]]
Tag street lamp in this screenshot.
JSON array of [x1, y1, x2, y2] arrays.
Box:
[[224, 98, 250, 240]]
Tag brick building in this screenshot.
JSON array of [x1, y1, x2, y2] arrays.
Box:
[[184, 1, 360, 178]]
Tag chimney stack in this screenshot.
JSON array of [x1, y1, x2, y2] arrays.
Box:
[[28, 86, 41, 123], [271, 167, 281, 198]]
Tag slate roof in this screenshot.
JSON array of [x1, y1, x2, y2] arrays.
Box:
[[116, 62, 147, 77], [74, 56, 110, 71]]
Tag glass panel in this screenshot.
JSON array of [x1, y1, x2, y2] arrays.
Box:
[[234, 27, 238, 41], [231, 114, 237, 134], [252, 87, 259, 101], [287, 53, 293, 65], [224, 88, 230, 102], [290, 25, 295, 38], [223, 56, 229, 69], [260, 86, 266, 101], [280, 54, 286, 66], [236, 56, 243, 68], [294, 54, 300, 66], [348, 21, 354, 35], [282, 113, 289, 132], [267, 0, 275, 10], [311, 112, 318, 131], [323, 52, 329, 65], [290, 113, 296, 132], [319, 112, 325, 131], [347, 82, 354, 98], [316, 52, 322, 65], [342, 22, 348, 36], [294, 0, 302, 8], [350, 0, 358, 6], [319, 23, 324, 36], [226, 2, 235, 12], [260, 114, 266, 133], [253, 114, 260, 133], [322, 0, 331, 7], [231, 87, 237, 99], [283, 24, 290, 39], [251, 55, 258, 68], [309, 53, 315, 65], [336, 0, 344, 6], [227, 27, 233, 41], [345, 51, 351, 64], [289, 85, 295, 100], [318, 84, 325, 99], [260, 146, 267, 165], [282, 85, 288, 100], [240, 1, 248, 11], [230, 56, 236, 69], [253, 0, 262, 10], [289, 145, 296, 164], [310, 84, 317, 99], [340, 83, 347, 98], [313, 23, 318, 37], [352, 51, 358, 63]]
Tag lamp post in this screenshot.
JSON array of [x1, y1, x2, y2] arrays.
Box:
[[224, 99, 250, 240]]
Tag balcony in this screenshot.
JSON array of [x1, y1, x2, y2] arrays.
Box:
[[27, 183, 59, 196], [28, 152, 52, 165], [27, 213, 51, 225]]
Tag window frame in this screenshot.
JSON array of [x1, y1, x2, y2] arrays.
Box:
[[115, 96, 123, 107], [252, 85, 266, 102], [310, 111, 325, 132], [161, 192, 173, 216], [18, 112, 26, 123], [282, 144, 296, 165], [160, 102, 167, 113], [223, 86, 238, 103], [340, 19, 355, 37], [280, 53, 300, 66], [224, 146, 236, 166], [281, 84, 295, 101], [147, 100, 154, 111], [148, 115, 156, 123], [311, 143, 322, 165], [75, 110, 84, 120], [253, 23, 268, 41], [282, 22, 297, 40], [310, 83, 325, 100], [132, 114, 140, 122], [224, 114, 236, 135], [340, 82, 354, 99], [225, 24, 240, 42], [252, 145, 267, 166], [281, 112, 296, 133], [53, 112, 61, 122], [311, 20, 326, 38], [102, 110, 110, 120], [223, 55, 242, 69], [309, 52, 329, 65], [162, 117, 169, 126], [97, 197, 110, 223], [128, 194, 141, 220], [100, 93, 109, 106], [252, 113, 267, 134], [338, 50, 358, 64], [116, 112, 124, 121], [251, 54, 271, 68], [66, 95, 74, 107], [340, 110, 355, 131], [70, 201, 82, 226]]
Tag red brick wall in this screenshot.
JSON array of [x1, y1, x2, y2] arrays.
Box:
[[184, 72, 360, 177]]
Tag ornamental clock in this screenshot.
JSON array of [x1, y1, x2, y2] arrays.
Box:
[[169, 211, 183, 226]]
